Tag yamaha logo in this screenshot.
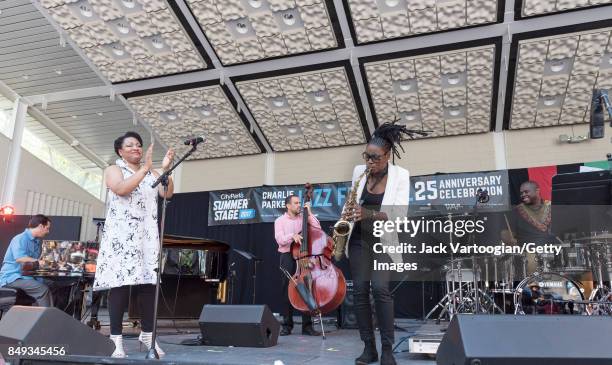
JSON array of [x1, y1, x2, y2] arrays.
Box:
[[539, 281, 563, 288]]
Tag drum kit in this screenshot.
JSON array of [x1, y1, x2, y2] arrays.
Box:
[[426, 232, 612, 321]]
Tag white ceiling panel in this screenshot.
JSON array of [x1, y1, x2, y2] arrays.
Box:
[[363, 44, 496, 138], [508, 27, 612, 129], [0, 0, 105, 96], [185, 0, 339, 65], [235, 66, 366, 151], [521, 0, 612, 18], [36, 0, 208, 82], [127, 86, 262, 159], [346, 0, 500, 44]]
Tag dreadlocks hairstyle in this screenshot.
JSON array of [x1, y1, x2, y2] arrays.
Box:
[[369, 118, 424, 163]]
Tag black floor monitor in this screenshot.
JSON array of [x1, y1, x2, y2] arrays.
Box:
[[551, 170, 612, 236]]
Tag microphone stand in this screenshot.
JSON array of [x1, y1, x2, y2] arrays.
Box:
[[146, 143, 198, 360]]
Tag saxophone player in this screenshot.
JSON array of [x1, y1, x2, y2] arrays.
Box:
[[343, 122, 411, 365]]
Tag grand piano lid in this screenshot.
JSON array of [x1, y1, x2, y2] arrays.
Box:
[[163, 234, 230, 252]]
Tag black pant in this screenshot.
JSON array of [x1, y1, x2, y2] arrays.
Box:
[[279, 252, 312, 330], [108, 284, 155, 335], [348, 240, 395, 347]]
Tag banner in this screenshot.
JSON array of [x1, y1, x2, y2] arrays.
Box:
[[208, 183, 351, 226], [208, 170, 511, 226], [409, 170, 510, 216]]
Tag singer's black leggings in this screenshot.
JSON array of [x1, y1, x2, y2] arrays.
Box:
[[108, 284, 155, 335]]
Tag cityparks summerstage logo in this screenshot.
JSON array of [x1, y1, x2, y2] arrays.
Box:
[[210, 191, 256, 223], [208, 184, 352, 226]]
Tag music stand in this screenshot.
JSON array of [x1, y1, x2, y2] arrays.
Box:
[[233, 249, 262, 304]]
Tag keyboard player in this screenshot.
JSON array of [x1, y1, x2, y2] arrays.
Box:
[[0, 214, 53, 307]]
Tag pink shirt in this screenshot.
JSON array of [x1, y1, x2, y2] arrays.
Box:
[[274, 212, 321, 253]]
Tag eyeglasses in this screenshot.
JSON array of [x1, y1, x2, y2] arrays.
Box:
[[362, 152, 385, 162]]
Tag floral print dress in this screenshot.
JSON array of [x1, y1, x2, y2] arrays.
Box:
[[93, 159, 159, 291]]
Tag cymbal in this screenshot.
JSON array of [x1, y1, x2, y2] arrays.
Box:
[[575, 233, 612, 242]]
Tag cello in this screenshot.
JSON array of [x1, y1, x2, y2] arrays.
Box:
[[286, 183, 346, 337]]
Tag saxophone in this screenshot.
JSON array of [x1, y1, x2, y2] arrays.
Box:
[[332, 168, 369, 260]]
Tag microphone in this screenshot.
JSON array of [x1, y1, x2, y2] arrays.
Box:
[[184, 136, 204, 146], [476, 188, 490, 203]]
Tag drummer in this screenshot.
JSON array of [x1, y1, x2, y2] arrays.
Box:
[[502, 181, 558, 273], [502, 181, 554, 244]]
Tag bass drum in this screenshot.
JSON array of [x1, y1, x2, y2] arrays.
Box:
[[514, 272, 584, 315]]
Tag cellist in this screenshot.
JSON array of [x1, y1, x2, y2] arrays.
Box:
[[274, 194, 321, 336]]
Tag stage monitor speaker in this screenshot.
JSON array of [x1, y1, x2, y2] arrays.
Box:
[[437, 315, 612, 365], [199, 305, 279, 347], [0, 306, 114, 357]]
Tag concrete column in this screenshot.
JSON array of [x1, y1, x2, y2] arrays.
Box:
[[1, 98, 27, 207], [265, 152, 276, 185]]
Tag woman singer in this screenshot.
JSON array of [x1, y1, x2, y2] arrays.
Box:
[[93, 131, 174, 358]]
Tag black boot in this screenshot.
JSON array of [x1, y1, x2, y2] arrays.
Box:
[[355, 340, 378, 365], [301, 325, 321, 336], [380, 344, 397, 365]]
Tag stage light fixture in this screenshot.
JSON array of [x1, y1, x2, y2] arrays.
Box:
[[398, 80, 413, 91], [248, 0, 263, 9], [0, 205, 15, 216], [79, 3, 94, 18], [151, 37, 164, 49], [236, 21, 249, 34], [121, 0, 136, 9], [385, 0, 400, 7], [0, 204, 15, 223], [282, 12, 296, 26], [271, 97, 286, 108], [160, 111, 179, 122], [198, 106, 214, 117]]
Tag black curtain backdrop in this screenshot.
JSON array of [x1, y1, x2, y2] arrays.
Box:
[[162, 191, 443, 318]]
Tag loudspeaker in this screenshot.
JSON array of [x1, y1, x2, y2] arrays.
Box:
[[199, 305, 279, 347], [437, 315, 612, 365], [0, 306, 114, 356], [340, 280, 376, 329], [590, 89, 606, 139]]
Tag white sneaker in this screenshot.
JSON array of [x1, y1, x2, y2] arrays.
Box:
[[139, 331, 165, 357], [109, 335, 126, 358]]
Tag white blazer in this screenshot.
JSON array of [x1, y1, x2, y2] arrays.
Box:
[[344, 163, 410, 263]]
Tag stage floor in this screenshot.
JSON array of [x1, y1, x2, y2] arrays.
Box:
[[88, 314, 438, 365]]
